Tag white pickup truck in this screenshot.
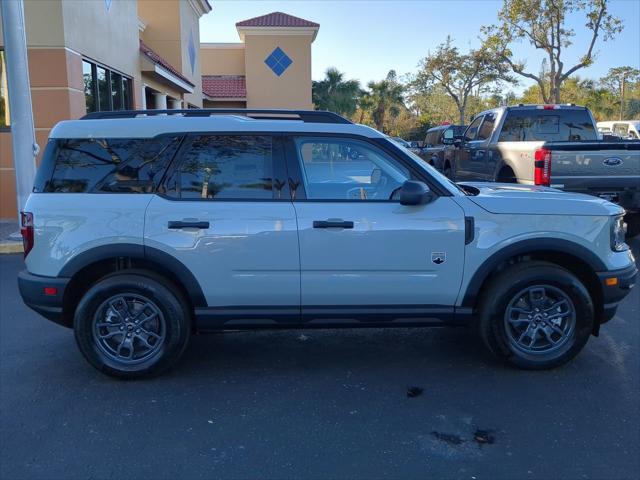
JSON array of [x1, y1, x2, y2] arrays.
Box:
[[448, 104, 640, 236]]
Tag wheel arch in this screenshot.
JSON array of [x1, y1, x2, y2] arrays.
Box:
[[60, 244, 206, 324], [462, 239, 606, 323]]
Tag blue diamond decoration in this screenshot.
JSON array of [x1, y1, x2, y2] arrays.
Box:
[[265, 47, 292, 77], [188, 31, 197, 75], [104, 0, 112, 11]]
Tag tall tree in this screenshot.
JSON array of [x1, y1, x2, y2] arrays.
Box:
[[600, 66, 640, 119], [413, 36, 516, 124], [366, 70, 405, 132], [483, 0, 623, 104], [312, 68, 361, 117]]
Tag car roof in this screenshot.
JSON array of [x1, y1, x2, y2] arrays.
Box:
[[49, 114, 386, 139]]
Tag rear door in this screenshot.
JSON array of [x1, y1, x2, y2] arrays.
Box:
[[144, 134, 300, 325], [285, 135, 466, 324]]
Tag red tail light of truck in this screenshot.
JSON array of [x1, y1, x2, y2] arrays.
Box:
[[534, 148, 552, 186]]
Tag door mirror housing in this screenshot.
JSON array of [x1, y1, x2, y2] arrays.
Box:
[[399, 180, 434, 206]]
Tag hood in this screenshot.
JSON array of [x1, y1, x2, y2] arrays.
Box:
[[459, 182, 623, 216]]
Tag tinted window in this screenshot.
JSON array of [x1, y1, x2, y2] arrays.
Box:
[[294, 137, 410, 201], [169, 135, 274, 200], [477, 114, 496, 141], [465, 116, 484, 141], [498, 109, 597, 141], [42, 136, 181, 193]]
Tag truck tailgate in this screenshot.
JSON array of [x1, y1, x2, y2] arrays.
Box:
[[547, 142, 640, 189]]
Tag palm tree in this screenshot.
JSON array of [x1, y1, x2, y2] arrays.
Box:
[[312, 68, 361, 117], [366, 71, 405, 133]]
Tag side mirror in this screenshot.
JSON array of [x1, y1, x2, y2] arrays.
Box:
[[400, 180, 434, 206], [453, 137, 464, 147], [442, 129, 455, 145], [409, 141, 419, 148]]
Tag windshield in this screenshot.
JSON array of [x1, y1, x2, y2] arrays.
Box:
[[391, 141, 466, 195]]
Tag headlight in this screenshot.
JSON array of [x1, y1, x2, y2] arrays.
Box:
[[611, 215, 628, 252]]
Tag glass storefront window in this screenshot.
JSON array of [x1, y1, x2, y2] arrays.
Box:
[[96, 66, 109, 111], [82, 59, 132, 113], [83, 61, 96, 113], [1, 50, 10, 128], [111, 72, 123, 110]]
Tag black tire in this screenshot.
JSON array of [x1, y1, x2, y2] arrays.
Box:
[[74, 273, 191, 379], [444, 163, 453, 180], [477, 261, 594, 370], [496, 167, 516, 183], [625, 213, 640, 239]]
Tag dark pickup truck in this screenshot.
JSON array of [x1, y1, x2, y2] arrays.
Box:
[[448, 104, 640, 236]]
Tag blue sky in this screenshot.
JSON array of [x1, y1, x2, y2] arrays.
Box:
[[200, 0, 640, 93]]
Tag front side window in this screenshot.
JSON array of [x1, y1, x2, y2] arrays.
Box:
[[293, 137, 410, 201], [465, 116, 484, 141], [0, 49, 9, 128], [168, 135, 274, 200], [42, 136, 181, 193]]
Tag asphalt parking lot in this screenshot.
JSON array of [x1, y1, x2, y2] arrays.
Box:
[[1, 240, 638, 480]]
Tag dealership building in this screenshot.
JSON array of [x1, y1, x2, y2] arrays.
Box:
[[0, 1, 319, 218]]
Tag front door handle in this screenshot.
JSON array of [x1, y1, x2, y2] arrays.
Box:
[[313, 220, 354, 229], [168, 220, 210, 229]]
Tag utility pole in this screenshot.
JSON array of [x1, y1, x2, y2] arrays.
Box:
[[1, 0, 37, 223], [619, 73, 626, 121]]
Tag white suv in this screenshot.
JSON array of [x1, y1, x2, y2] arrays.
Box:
[[18, 109, 637, 378]]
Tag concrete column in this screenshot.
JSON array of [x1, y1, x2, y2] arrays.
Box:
[[153, 92, 167, 110], [169, 98, 182, 109], [140, 84, 147, 110]]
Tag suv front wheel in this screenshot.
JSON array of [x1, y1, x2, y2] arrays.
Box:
[[74, 273, 191, 379], [478, 261, 594, 369]]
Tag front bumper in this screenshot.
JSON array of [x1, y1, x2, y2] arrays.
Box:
[[18, 270, 71, 328], [597, 263, 637, 324]]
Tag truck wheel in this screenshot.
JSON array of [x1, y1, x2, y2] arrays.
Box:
[[625, 213, 640, 238], [74, 273, 191, 379], [477, 261, 594, 370]]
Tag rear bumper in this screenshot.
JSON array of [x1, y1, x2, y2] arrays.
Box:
[[18, 270, 71, 328], [597, 263, 637, 323]]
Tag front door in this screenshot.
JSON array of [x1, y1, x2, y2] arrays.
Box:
[[145, 134, 300, 326], [285, 135, 466, 324]]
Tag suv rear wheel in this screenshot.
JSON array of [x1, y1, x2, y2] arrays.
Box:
[[74, 273, 191, 379], [477, 261, 594, 369]]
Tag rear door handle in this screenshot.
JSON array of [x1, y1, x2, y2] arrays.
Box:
[[168, 220, 210, 229], [313, 220, 354, 229]]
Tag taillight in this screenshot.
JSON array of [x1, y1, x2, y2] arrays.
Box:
[[20, 211, 34, 258], [534, 148, 552, 186]]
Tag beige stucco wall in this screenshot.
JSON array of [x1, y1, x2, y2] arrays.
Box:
[[0, 0, 65, 48], [178, 0, 202, 107], [243, 34, 313, 109], [200, 45, 246, 75]]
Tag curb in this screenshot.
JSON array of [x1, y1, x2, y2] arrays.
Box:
[[0, 242, 23, 254]]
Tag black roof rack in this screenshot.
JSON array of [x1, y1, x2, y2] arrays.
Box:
[[81, 109, 353, 124]]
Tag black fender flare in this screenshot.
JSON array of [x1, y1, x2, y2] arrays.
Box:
[[58, 243, 207, 307], [461, 238, 606, 308]]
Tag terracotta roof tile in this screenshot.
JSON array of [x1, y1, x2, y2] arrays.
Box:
[[202, 75, 247, 98], [140, 40, 195, 87], [236, 12, 319, 28]]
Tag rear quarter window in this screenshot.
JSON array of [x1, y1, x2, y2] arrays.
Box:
[[36, 136, 181, 193], [498, 109, 597, 142]]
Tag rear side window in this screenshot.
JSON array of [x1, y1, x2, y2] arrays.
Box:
[[476, 114, 496, 141], [166, 135, 274, 200], [498, 109, 597, 142], [39, 136, 181, 193]]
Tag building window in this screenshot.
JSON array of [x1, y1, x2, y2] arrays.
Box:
[[83, 59, 132, 113], [1, 50, 10, 128]]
